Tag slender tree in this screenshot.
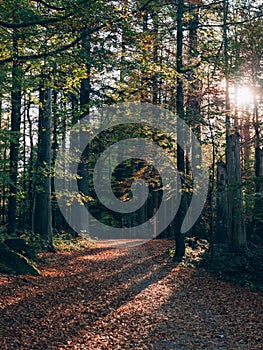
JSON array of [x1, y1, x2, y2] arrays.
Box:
[[7, 31, 22, 235], [32, 75, 53, 250], [173, 0, 186, 258]]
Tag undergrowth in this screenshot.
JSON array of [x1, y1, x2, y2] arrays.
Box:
[[168, 238, 263, 293], [198, 242, 263, 293], [53, 233, 94, 252]]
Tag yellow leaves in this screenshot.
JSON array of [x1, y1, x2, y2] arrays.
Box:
[[64, 191, 94, 207]]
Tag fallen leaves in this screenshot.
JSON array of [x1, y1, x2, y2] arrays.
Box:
[[0, 240, 262, 349]]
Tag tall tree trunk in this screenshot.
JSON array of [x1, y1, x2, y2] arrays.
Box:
[[80, 29, 91, 116], [7, 31, 22, 235], [254, 144, 263, 239], [151, 10, 159, 105], [76, 29, 92, 236], [32, 80, 53, 250], [223, 0, 231, 137], [227, 132, 246, 249], [0, 96, 8, 223], [51, 91, 62, 232], [186, 0, 201, 236], [26, 99, 34, 229], [186, 0, 201, 128], [21, 97, 27, 229], [216, 160, 228, 242], [173, 0, 186, 259], [223, 0, 246, 250], [253, 67, 263, 239], [140, 9, 149, 103]]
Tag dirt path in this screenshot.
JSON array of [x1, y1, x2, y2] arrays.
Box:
[[0, 240, 262, 349]]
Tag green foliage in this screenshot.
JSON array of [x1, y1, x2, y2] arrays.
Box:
[[20, 231, 43, 255], [167, 238, 209, 267], [53, 232, 94, 252]]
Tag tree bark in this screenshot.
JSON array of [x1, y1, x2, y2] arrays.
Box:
[[254, 148, 263, 239], [32, 81, 53, 250], [140, 9, 149, 103], [186, 0, 201, 236], [226, 132, 246, 250], [253, 68, 263, 239], [51, 91, 64, 232], [26, 99, 34, 229], [80, 29, 91, 115], [223, 0, 231, 137], [7, 31, 22, 235], [0, 96, 8, 223], [151, 10, 159, 105], [216, 160, 228, 242], [174, 0, 186, 259], [222, 1, 246, 250], [75, 28, 92, 236]]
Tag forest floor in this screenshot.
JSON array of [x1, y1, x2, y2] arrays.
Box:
[[0, 239, 263, 350]]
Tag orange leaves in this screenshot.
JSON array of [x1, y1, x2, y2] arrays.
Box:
[[0, 240, 263, 349]]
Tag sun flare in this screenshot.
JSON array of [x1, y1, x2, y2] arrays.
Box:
[[236, 86, 253, 106]]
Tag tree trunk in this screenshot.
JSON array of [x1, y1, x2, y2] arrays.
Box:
[[151, 10, 159, 105], [21, 99, 27, 229], [216, 160, 228, 242], [140, 9, 149, 103], [226, 132, 246, 250], [222, 1, 246, 250], [51, 91, 63, 232], [253, 69, 263, 239], [32, 81, 53, 250], [75, 28, 92, 236], [254, 148, 263, 239], [186, 0, 201, 237], [223, 0, 231, 138], [7, 32, 22, 235], [26, 99, 34, 229], [80, 29, 91, 115], [174, 0, 186, 259], [0, 97, 8, 223]]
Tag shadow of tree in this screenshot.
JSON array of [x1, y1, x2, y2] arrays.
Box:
[[1, 239, 262, 350], [0, 240, 178, 349]]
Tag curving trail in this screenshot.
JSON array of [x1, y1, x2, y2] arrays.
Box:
[[0, 240, 262, 350]]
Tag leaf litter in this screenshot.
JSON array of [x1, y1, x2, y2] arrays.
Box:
[[0, 239, 262, 349]]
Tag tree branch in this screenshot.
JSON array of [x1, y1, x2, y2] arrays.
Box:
[[32, 0, 66, 11], [0, 0, 155, 65], [0, 36, 82, 66], [0, 14, 72, 29]]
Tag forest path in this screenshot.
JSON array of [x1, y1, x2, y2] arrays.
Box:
[[0, 239, 262, 350]]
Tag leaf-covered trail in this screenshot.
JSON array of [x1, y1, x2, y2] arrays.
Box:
[[0, 240, 262, 350]]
